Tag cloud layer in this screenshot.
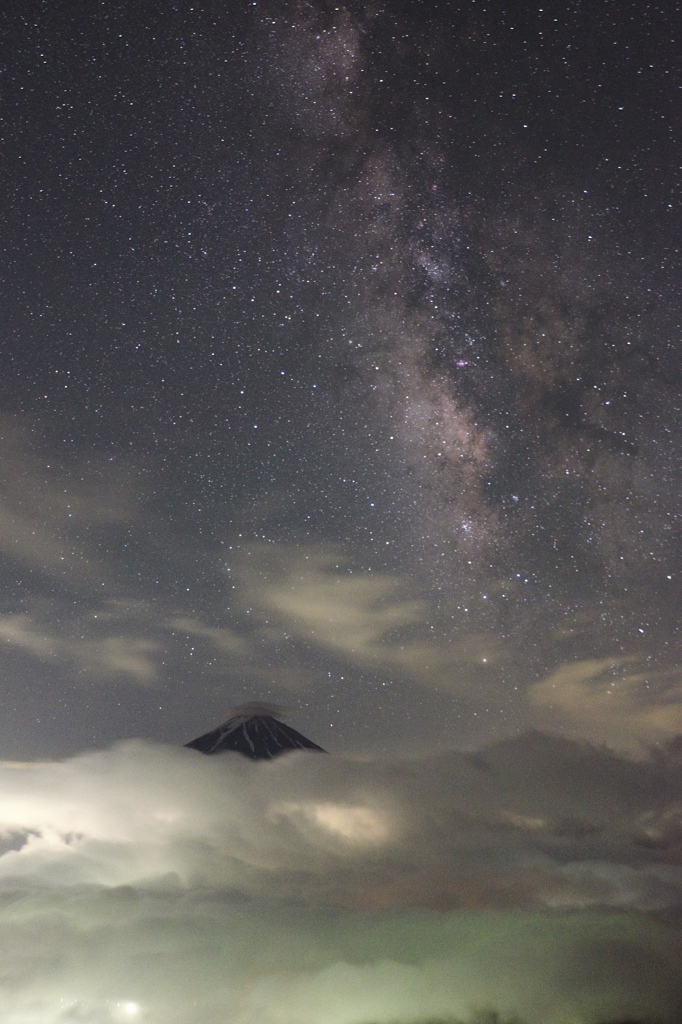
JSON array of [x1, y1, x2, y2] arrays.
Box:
[[0, 734, 681, 1022]]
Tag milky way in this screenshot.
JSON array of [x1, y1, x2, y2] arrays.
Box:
[[1, 2, 681, 1020], [0, 0, 680, 759]]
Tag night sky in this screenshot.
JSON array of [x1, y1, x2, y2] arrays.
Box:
[[2, 4, 682, 1021], [1, 0, 680, 760]]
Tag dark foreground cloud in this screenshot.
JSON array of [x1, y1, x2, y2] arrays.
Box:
[[1, 734, 681, 1022]]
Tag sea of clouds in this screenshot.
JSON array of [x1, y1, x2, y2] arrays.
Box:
[[0, 733, 681, 1023]]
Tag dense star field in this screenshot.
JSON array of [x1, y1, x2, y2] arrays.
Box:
[[0, 0, 681, 1021], [1, 0, 679, 758]]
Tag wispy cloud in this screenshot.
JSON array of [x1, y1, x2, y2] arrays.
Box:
[[0, 415, 140, 580], [0, 609, 161, 686], [231, 543, 502, 691], [528, 657, 682, 755], [167, 615, 248, 655]]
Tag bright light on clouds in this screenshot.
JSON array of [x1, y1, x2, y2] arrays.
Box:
[[0, 737, 681, 1021], [271, 799, 393, 846]]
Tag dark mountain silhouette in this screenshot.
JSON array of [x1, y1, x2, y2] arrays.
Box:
[[185, 702, 326, 760]]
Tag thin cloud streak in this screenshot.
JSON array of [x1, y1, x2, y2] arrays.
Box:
[[529, 657, 682, 755]]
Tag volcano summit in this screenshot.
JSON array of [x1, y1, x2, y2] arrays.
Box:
[[185, 703, 326, 760]]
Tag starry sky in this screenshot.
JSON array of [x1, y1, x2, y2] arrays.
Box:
[[1, 0, 680, 760]]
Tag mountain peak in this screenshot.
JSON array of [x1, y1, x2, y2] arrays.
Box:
[[185, 706, 325, 760]]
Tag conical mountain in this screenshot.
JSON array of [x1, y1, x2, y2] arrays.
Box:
[[185, 702, 326, 760]]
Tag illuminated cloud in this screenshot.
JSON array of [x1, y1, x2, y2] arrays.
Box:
[[0, 733, 680, 902], [255, 548, 425, 659], [167, 615, 250, 655], [0, 735, 681, 1022], [529, 657, 682, 755], [0, 416, 139, 579], [0, 610, 161, 686], [269, 799, 394, 847], [230, 544, 502, 694], [77, 636, 161, 686], [0, 613, 57, 658]]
